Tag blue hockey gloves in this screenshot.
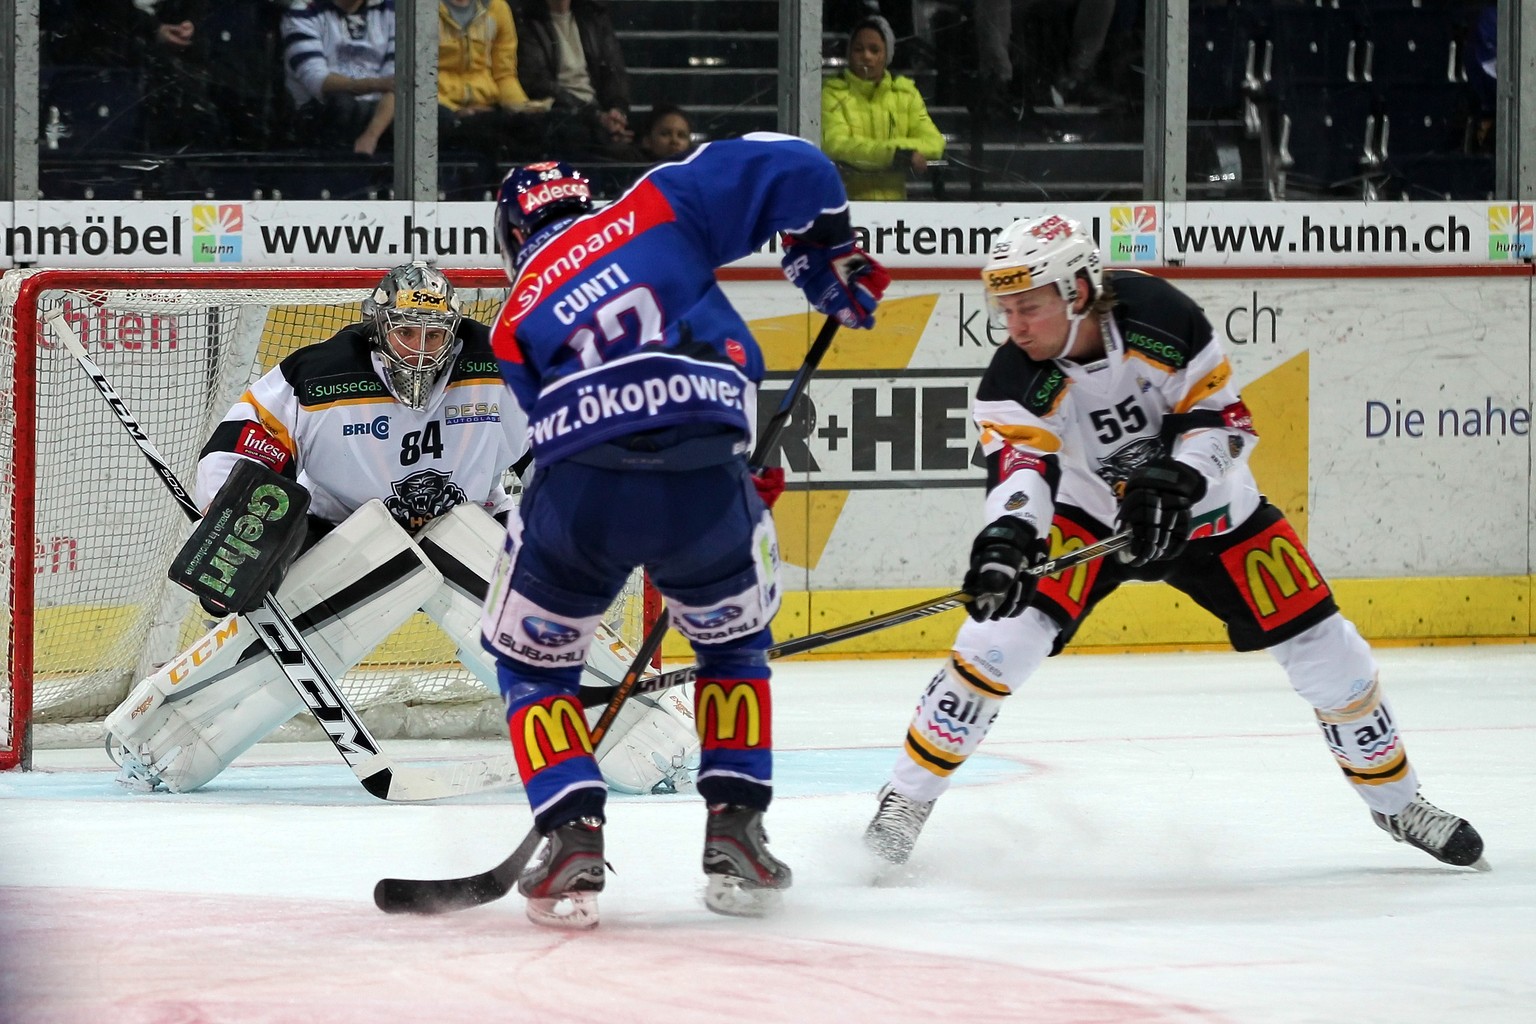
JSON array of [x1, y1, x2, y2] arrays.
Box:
[[780, 237, 890, 329], [1116, 458, 1208, 567], [962, 516, 1047, 621]]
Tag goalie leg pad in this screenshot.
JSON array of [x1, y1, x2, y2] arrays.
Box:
[[1270, 613, 1418, 813], [591, 682, 700, 795], [105, 500, 442, 792]]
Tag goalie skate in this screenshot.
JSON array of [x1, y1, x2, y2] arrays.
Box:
[[702, 804, 792, 917], [519, 817, 606, 929], [1371, 793, 1489, 870]]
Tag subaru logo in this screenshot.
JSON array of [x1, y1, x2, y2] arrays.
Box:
[[681, 605, 743, 630], [522, 616, 581, 647]]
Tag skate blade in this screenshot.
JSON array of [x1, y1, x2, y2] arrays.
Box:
[[1469, 855, 1492, 872], [704, 875, 783, 918], [525, 892, 600, 930]]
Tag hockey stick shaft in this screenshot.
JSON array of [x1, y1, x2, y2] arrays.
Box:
[[373, 608, 673, 914], [50, 313, 434, 802], [610, 529, 1134, 699]]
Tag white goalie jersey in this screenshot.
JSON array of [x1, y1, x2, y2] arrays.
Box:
[[194, 318, 528, 529]]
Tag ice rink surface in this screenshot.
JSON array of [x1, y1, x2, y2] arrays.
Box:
[[2, 645, 1533, 1024]]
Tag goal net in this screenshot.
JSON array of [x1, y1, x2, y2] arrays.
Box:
[[0, 268, 658, 770]]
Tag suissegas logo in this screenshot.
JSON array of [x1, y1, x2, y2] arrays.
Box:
[[522, 616, 581, 647], [191, 203, 243, 264]]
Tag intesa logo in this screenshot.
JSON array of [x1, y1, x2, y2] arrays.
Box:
[[192, 203, 244, 264]]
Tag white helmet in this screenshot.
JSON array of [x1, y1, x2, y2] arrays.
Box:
[[362, 262, 463, 410], [981, 215, 1102, 328]]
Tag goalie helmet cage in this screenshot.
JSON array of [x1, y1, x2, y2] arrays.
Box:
[[0, 268, 662, 771]]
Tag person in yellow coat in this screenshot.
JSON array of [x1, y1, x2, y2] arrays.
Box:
[[437, 0, 552, 163], [821, 15, 947, 201]]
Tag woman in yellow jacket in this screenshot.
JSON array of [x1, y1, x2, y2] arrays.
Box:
[[438, 0, 552, 163], [821, 15, 946, 201]]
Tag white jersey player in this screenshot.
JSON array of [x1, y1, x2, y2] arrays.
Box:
[[107, 262, 698, 797], [863, 216, 1486, 872]]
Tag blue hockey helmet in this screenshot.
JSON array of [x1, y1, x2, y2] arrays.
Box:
[[494, 161, 593, 276]]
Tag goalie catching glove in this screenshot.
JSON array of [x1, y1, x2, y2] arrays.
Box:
[[780, 236, 890, 330], [963, 516, 1047, 622], [1116, 458, 1208, 567]]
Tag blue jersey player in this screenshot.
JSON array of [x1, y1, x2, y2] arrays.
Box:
[[482, 134, 890, 927]]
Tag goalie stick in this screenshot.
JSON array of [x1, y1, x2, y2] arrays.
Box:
[[374, 527, 1130, 914], [49, 312, 528, 803]]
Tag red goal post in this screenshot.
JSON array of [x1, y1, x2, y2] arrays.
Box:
[[0, 268, 660, 771]]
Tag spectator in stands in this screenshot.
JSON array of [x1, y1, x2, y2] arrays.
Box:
[[515, 0, 633, 160], [633, 103, 695, 163], [1464, 3, 1496, 152], [281, 0, 396, 156], [975, 0, 1117, 113], [438, 0, 553, 164], [820, 14, 945, 200], [44, 0, 225, 151]]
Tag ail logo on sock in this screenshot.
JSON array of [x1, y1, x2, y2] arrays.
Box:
[[696, 678, 772, 750]]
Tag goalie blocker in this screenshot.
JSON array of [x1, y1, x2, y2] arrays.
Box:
[[106, 499, 698, 796], [170, 458, 311, 616]]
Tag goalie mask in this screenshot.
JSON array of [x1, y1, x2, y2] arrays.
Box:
[[982, 215, 1102, 334], [363, 262, 463, 410], [494, 161, 593, 277]]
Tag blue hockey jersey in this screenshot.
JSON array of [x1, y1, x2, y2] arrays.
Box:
[[490, 133, 854, 463]]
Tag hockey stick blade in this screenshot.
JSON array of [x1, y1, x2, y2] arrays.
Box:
[[374, 610, 672, 914]]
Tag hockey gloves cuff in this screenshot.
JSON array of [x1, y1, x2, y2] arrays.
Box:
[[1116, 458, 1208, 567], [752, 466, 786, 509], [780, 236, 890, 330], [963, 516, 1047, 622]]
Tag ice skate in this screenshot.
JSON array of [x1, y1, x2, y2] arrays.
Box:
[[702, 804, 792, 917], [864, 784, 934, 865], [518, 817, 606, 928], [1371, 793, 1488, 870]]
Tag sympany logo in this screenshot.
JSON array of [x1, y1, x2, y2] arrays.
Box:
[[522, 616, 581, 647]]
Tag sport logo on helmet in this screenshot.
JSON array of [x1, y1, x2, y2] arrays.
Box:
[[397, 288, 448, 311], [983, 266, 1034, 293], [522, 616, 581, 647], [518, 180, 590, 217]]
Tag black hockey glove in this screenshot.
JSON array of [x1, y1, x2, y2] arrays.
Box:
[[1116, 459, 1208, 567], [962, 517, 1048, 622]]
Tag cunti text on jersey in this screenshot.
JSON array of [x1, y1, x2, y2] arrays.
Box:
[[553, 263, 632, 325]]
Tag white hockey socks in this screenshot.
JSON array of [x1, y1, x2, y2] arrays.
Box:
[[889, 655, 1013, 803], [1270, 613, 1419, 814]]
